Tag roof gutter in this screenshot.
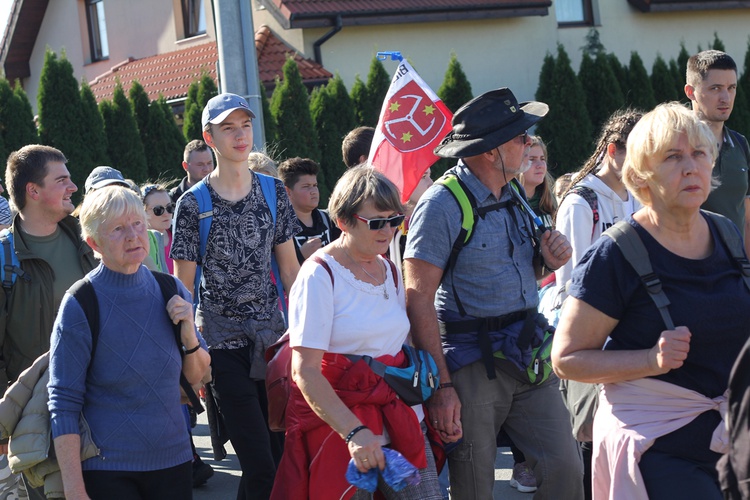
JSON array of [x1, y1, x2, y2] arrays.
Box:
[[312, 14, 342, 65]]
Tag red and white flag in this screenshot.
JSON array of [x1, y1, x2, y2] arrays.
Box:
[[367, 59, 453, 202]]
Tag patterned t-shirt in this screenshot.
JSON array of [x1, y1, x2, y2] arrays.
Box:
[[170, 173, 300, 322]]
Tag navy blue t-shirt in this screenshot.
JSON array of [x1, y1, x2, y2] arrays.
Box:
[[569, 213, 750, 462]]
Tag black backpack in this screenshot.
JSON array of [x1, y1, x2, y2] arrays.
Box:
[[69, 270, 204, 413]]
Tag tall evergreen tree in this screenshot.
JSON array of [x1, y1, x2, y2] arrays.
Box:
[[607, 53, 629, 102], [270, 57, 320, 161], [350, 75, 369, 126], [363, 56, 390, 127], [79, 81, 110, 167], [579, 52, 624, 134], [536, 44, 592, 173], [155, 97, 188, 178], [677, 43, 690, 91], [728, 85, 750, 138], [669, 59, 684, 101], [183, 78, 202, 142], [311, 74, 355, 198], [535, 53, 556, 105], [651, 55, 679, 104], [101, 82, 148, 182], [438, 52, 473, 113], [739, 36, 750, 113], [581, 28, 606, 57], [260, 85, 278, 149], [197, 72, 218, 110], [129, 81, 151, 139], [0, 79, 38, 160], [711, 32, 726, 52], [626, 52, 657, 111], [37, 49, 90, 196]]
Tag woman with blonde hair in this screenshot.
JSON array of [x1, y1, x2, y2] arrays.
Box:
[[552, 102, 750, 499], [519, 135, 556, 228]]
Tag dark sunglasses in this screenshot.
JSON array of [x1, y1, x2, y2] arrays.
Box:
[[353, 213, 405, 230], [151, 203, 175, 216]]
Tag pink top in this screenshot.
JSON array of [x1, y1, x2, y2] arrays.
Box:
[[592, 378, 727, 500]]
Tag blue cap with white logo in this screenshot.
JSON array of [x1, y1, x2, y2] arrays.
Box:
[[201, 93, 256, 128]]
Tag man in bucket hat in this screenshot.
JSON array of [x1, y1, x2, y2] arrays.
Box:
[[404, 88, 583, 499]]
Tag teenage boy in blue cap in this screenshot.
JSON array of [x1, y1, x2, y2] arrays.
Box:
[[171, 93, 300, 499]]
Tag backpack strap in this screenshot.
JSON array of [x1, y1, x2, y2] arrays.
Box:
[[435, 174, 512, 316], [68, 278, 101, 365], [703, 211, 750, 292], [183, 180, 212, 305], [569, 185, 600, 237], [603, 221, 675, 330], [0, 230, 30, 310], [150, 270, 205, 414], [255, 173, 288, 327]]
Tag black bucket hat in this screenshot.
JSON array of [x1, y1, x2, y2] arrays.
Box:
[[434, 88, 549, 159]]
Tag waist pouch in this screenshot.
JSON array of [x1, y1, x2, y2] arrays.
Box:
[[494, 323, 554, 385], [347, 345, 440, 406]]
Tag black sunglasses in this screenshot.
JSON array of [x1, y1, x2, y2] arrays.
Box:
[[152, 203, 175, 216], [353, 213, 405, 230]]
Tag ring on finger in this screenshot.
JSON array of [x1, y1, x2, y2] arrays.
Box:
[[362, 458, 369, 462]]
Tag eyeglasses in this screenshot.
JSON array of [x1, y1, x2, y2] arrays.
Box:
[[353, 213, 405, 230], [516, 131, 529, 144], [151, 203, 175, 216]]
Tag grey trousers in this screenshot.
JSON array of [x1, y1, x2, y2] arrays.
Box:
[[448, 360, 584, 500]]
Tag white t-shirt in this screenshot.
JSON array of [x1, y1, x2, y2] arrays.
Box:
[[288, 251, 408, 357], [555, 173, 640, 291]]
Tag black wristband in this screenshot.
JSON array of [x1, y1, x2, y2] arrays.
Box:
[[438, 382, 454, 390], [182, 344, 201, 355], [345, 425, 368, 444]]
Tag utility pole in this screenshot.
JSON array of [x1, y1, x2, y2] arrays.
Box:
[[213, 0, 265, 148]]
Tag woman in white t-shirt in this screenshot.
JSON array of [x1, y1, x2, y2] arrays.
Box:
[[271, 166, 441, 500]]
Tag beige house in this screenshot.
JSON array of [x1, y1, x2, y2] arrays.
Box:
[[2, 0, 750, 115]]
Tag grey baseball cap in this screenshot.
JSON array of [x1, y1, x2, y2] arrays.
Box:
[[85, 166, 127, 194], [201, 93, 256, 128]]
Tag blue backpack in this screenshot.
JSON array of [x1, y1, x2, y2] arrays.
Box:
[[0, 230, 30, 308], [181, 173, 287, 324]]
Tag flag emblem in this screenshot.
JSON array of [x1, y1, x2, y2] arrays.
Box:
[[382, 81, 447, 153]]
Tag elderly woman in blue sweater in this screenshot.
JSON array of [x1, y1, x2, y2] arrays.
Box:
[[47, 185, 210, 500]]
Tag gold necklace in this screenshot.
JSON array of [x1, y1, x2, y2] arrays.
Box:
[[342, 247, 388, 300]]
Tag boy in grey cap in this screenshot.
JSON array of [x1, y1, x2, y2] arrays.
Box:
[[171, 93, 300, 498]]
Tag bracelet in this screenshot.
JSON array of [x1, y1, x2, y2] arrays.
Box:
[[438, 382, 454, 390], [345, 425, 368, 444], [182, 344, 201, 355]]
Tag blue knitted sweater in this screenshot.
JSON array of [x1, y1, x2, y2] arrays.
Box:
[[48, 264, 194, 471]]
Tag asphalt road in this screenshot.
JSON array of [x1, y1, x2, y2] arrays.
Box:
[[191, 411, 531, 499]]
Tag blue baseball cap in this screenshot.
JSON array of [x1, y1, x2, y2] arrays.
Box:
[[201, 93, 256, 128]]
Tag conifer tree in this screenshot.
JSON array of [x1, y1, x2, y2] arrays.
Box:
[[0, 79, 38, 161], [155, 97, 188, 178], [711, 32, 726, 52], [183, 78, 202, 142], [100, 82, 148, 182], [129, 81, 151, 143], [535, 44, 592, 173], [651, 55, 679, 104], [350, 75, 369, 126], [260, 86, 278, 148], [37, 49, 90, 195], [739, 36, 750, 112], [607, 53, 629, 102], [79, 81, 110, 167], [669, 59, 684, 101], [581, 28, 605, 57], [626, 52, 657, 111], [311, 74, 355, 198], [363, 56, 390, 127], [270, 57, 320, 161], [535, 53, 556, 105], [727, 85, 750, 138], [438, 52, 473, 113], [579, 52, 624, 133], [677, 43, 690, 91], [197, 72, 218, 110]]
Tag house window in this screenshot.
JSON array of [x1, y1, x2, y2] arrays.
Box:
[[556, 0, 594, 25], [183, 0, 207, 38], [86, 0, 109, 61]]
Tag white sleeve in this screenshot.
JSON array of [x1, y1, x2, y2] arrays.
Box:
[[287, 257, 334, 351], [555, 194, 595, 291]]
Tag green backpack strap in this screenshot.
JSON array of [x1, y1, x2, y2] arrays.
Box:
[[703, 211, 750, 292], [603, 221, 676, 330]]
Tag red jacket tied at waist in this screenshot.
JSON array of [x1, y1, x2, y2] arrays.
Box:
[[271, 349, 426, 500]]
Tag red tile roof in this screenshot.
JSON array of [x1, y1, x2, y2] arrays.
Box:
[[263, 0, 552, 28], [88, 26, 332, 103]]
